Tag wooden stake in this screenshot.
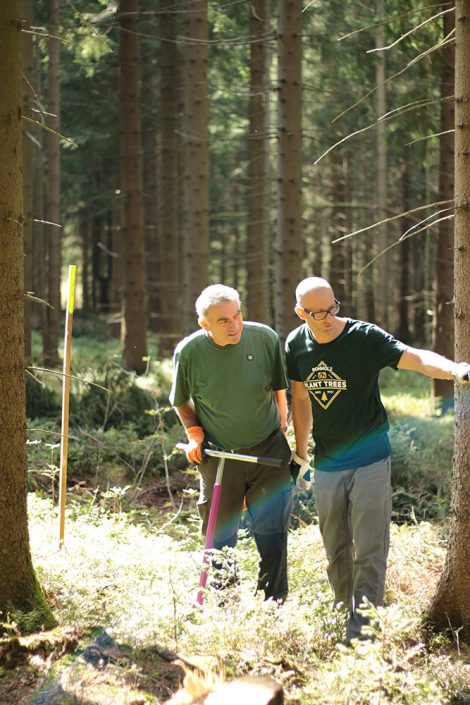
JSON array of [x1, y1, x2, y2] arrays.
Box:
[[58, 265, 76, 548]]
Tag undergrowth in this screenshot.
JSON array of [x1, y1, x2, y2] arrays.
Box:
[[19, 336, 470, 703], [26, 494, 470, 705]]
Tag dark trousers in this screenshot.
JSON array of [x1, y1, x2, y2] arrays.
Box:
[[197, 429, 292, 600]]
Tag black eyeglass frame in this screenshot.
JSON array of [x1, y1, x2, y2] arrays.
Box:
[[298, 299, 341, 321]]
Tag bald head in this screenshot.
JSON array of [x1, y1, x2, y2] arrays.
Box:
[[295, 277, 333, 306]]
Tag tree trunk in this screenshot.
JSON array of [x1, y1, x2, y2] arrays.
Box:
[[432, 6, 455, 411], [375, 0, 389, 330], [329, 145, 347, 304], [80, 209, 91, 313], [118, 0, 148, 373], [397, 152, 411, 343], [275, 0, 303, 341], [158, 0, 180, 351], [181, 0, 209, 331], [0, 0, 55, 629], [143, 129, 159, 333], [43, 0, 61, 366], [246, 0, 271, 325], [428, 0, 470, 639], [22, 0, 34, 363]]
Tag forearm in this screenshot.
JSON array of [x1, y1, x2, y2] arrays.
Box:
[[274, 389, 288, 432], [398, 347, 464, 380], [174, 402, 200, 430], [292, 394, 313, 459]]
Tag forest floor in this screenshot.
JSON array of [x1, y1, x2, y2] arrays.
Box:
[[0, 479, 195, 705], [0, 626, 186, 705], [9, 352, 469, 704]]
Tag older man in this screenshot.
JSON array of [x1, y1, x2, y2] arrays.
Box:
[[285, 276, 470, 641], [170, 284, 292, 601]]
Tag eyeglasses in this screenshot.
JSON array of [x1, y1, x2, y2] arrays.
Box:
[[298, 299, 341, 321]]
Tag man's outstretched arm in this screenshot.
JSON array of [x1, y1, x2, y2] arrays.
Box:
[[398, 348, 470, 382]]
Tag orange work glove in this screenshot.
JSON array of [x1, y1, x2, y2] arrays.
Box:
[[185, 425, 205, 464]]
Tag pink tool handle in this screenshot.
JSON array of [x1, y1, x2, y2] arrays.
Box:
[[196, 482, 222, 606]]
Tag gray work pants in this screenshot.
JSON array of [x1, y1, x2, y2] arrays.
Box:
[[314, 457, 392, 640], [197, 429, 292, 601]]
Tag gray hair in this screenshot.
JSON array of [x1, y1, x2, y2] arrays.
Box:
[[195, 284, 241, 319]]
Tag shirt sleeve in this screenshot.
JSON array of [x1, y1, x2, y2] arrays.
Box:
[[285, 337, 302, 381], [370, 324, 408, 370], [169, 347, 190, 407], [271, 335, 288, 390]]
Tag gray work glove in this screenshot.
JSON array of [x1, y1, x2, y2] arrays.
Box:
[[289, 452, 311, 492], [453, 362, 470, 383]]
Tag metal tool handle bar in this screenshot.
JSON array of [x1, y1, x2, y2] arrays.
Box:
[[176, 443, 282, 468]]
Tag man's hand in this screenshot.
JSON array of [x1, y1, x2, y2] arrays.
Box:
[[290, 451, 311, 492], [453, 362, 470, 384], [185, 426, 205, 464]]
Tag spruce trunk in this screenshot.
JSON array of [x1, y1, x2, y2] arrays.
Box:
[[0, 0, 55, 630]]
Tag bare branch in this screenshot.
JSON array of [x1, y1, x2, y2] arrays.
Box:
[[367, 7, 454, 53], [398, 207, 454, 240], [302, 0, 319, 12], [405, 128, 454, 146], [22, 116, 78, 148], [28, 366, 109, 391], [331, 199, 453, 243], [357, 215, 454, 276], [337, 3, 452, 41], [21, 28, 71, 45], [315, 97, 452, 165], [332, 30, 455, 125]]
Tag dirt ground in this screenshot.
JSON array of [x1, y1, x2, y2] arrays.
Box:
[[0, 627, 187, 705]]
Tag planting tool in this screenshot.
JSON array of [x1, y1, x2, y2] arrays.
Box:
[[176, 443, 282, 606]]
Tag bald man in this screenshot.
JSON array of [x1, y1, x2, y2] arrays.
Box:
[[285, 276, 469, 642]]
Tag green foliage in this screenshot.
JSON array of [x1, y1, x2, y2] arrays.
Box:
[[26, 374, 61, 419], [27, 494, 470, 705]]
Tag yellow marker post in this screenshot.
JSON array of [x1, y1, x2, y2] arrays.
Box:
[[58, 265, 76, 548]]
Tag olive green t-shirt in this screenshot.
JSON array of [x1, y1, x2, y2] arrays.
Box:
[[170, 322, 287, 450], [285, 319, 407, 471]]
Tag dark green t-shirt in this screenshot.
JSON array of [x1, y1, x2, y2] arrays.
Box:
[[170, 322, 287, 450], [285, 319, 407, 471]]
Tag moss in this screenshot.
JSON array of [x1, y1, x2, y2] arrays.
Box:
[[3, 574, 57, 636]]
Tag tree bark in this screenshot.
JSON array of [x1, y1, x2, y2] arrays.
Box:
[[329, 145, 347, 304], [275, 0, 303, 341], [375, 0, 389, 330], [43, 0, 61, 366], [246, 0, 271, 325], [118, 0, 148, 373], [397, 151, 411, 344], [158, 0, 180, 351], [428, 0, 470, 639], [432, 6, 455, 411], [181, 0, 209, 331], [0, 0, 55, 629], [22, 0, 34, 364]]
